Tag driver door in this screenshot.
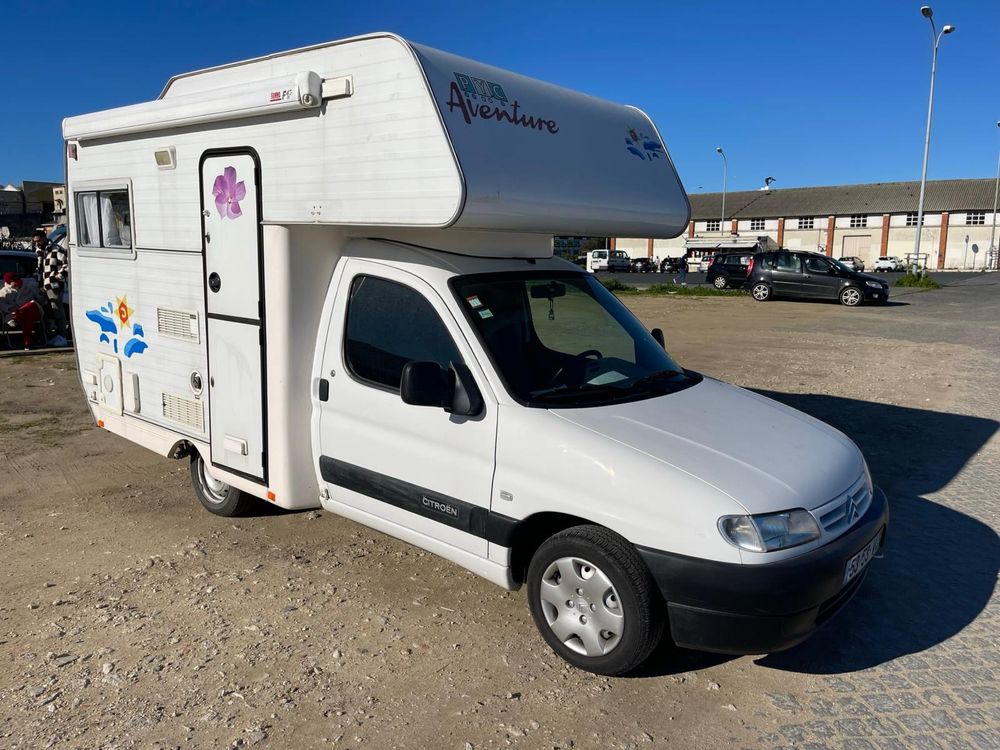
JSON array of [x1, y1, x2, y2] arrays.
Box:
[[315, 261, 496, 557], [801, 256, 842, 299]]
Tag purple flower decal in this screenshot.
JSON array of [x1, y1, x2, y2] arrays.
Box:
[[212, 166, 247, 219]]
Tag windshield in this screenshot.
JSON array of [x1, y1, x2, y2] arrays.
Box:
[[450, 271, 700, 408]]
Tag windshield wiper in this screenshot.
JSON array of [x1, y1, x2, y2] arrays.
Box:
[[628, 369, 691, 389]]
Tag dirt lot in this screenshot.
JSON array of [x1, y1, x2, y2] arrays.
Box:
[[1, 284, 997, 749]]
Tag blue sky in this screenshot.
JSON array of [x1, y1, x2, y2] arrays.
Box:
[[3, 1, 998, 193]]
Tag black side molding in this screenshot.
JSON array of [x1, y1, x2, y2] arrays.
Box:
[[319, 456, 518, 545]]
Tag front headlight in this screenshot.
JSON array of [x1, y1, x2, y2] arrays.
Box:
[[718, 509, 821, 552], [865, 280, 882, 288], [862, 459, 873, 498]]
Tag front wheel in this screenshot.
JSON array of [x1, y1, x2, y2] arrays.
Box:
[[713, 275, 728, 289], [751, 282, 772, 301], [527, 525, 663, 676], [190, 453, 258, 516], [839, 286, 863, 306]]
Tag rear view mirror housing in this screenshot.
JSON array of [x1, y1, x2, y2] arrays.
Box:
[[530, 281, 566, 299], [400, 361, 483, 417]]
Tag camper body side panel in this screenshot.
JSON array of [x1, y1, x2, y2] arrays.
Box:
[[71, 248, 209, 446], [65, 35, 463, 242]]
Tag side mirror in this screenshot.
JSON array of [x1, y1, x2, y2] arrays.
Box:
[[400, 361, 450, 408], [651, 328, 666, 349], [400, 361, 483, 417]]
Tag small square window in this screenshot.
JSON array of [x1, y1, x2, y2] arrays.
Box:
[[966, 212, 985, 226], [905, 212, 921, 227], [74, 186, 132, 255], [849, 215, 867, 228], [750, 218, 766, 231], [706, 219, 721, 232], [798, 217, 814, 230]]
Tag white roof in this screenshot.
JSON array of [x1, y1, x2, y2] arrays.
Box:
[[64, 33, 689, 239]]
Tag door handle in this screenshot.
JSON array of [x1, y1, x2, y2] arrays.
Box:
[[318, 378, 330, 402], [209, 272, 222, 293]]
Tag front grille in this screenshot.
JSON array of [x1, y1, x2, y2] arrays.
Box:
[[817, 480, 871, 535]]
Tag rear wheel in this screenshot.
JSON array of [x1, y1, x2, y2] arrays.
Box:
[[713, 275, 728, 289], [527, 525, 663, 675], [190, 453, 258, 516], [839, 286, 863, 307], [751, 282, 772, 301]]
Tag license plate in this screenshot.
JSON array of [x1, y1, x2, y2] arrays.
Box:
[[843, 533, 881, 585]]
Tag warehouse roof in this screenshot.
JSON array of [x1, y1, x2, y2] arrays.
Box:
[[690, 178, 997, 220]]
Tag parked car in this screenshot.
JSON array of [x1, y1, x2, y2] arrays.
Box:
[[659, 256, 683, 273], [587, 248, 631, 273], [873, 256, 903, 272], [0, 249, 37, 278], [838, 256, 865, 272], [746, 251, 890, 306], [630, 257, 656, 273], [706, 252, 752, 289]]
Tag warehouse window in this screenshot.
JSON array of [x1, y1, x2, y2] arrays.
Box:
[[798, 217, 814, 230], [849, 215, 867, 228], [905, 212, 921, 227], [706, 219, 721, 232], [966, 212, 986, 226], [750, 218, 766, 231]]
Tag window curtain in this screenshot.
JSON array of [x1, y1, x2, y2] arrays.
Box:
[[78, 194, 100, 246]]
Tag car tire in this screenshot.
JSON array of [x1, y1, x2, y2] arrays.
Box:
[[750, 282, 772, 301], [527, 525, 663, 676], [190, 452, 258, 516], [839, 286, 863, 307], [713, 275, 728, 289]]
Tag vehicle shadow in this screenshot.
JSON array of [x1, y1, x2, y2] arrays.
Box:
[[634, 391, 998, 678], [752, 391, 998, 674]]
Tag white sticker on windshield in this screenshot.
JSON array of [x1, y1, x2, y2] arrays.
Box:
[[478, 309, 494, 319], [466, 296, 483, 308]]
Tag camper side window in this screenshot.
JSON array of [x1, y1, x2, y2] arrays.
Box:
[[75, 188, 132, 252], [344, 275, 462, 391]]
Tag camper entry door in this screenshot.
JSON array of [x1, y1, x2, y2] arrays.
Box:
[[200, 152, 266, 483]]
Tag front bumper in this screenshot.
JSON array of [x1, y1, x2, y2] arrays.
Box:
[[862, 285, 890, 302], [638, 486, 888, 655]]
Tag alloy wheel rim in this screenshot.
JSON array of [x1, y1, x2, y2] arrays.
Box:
[[538, 556, 624, 657], [752, 284, 769, 300], [714, 276, 727, 288], [843, 289, 861, 305]]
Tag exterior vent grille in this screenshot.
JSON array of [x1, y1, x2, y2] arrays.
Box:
[[162, 393, 204, 432], [157, 308, 199, 343]]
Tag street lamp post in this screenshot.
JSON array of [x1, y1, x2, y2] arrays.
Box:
[[912, 6, 955, 274], [715, 147, 727, 235], [990, 120, 1000, 271]]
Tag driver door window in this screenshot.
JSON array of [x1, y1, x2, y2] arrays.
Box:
[[344, 275, 462, 391], [804, 257, 833, 274]]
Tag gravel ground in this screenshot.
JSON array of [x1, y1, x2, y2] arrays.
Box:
[[1, 279, 997, 749]]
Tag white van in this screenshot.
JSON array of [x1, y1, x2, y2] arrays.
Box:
[[587, 248, 631, 273], [63, 33, 886, 675]]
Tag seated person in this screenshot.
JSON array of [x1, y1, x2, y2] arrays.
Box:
[[0, 272, 46, 349]]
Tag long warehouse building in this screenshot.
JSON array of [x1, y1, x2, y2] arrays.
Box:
[[614, 178, 998, 270]]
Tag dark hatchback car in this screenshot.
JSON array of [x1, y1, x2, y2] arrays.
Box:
[[630, 256, 657, 273], [705, 252, 752, 289], [746, 251, 889, 306]]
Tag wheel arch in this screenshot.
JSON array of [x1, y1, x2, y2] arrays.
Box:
[[506, 511, 616, 586]]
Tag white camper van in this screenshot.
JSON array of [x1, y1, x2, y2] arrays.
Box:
[[64, 33, 886, 675]]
